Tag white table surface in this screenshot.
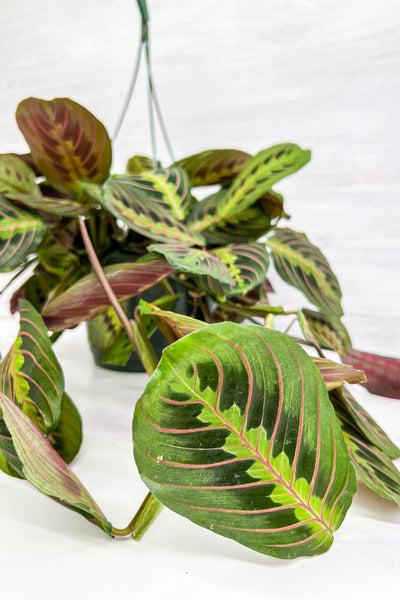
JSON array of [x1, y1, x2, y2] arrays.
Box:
[[1, 1, 400, 598]]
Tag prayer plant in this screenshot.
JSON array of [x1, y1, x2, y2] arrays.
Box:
[[0, 94, 400, 560]]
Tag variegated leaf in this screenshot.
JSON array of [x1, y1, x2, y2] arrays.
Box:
[[172, 148, 251, 186], [133, 322, 356, 559], [0, 391, 111, 534], [330, 387, 400, 459], [101, 177, 204, 246], [16, 97, 112, 191], [196, 243, 270, 300], [0, 154, 41, 197], [0, 195, 45, 271], [311, 358, 366, 391], [0, 300, 64, 434], [298, 309, 352, 353], [10, 192, 89, 217], [333, 399, 400, 506], [50, 393, 82, 464], [190, 144, 310, 232], [188, 189, 277, 245], [342, 348, 400, 399], [42, 260, 175, 331], [114, 169, 192, 221], [148, 243, 235, 284], [268, 228, 343, 317]]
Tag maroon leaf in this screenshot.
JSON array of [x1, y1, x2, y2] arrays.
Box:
[[16, 97, 112, 192], [42, 260, 175, 331], [342, 348, 400, 399]]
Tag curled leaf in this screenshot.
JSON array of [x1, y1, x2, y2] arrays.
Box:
[[0, 390, 111, 534], [311, 357, 366, 391], [342, 348, 400, 399], [42, 260, 174, 331]]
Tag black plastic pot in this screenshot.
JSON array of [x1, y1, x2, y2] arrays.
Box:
[[88, 280, 195, 372]]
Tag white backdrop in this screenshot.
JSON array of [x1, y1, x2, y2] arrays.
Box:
[[0, 1, 399, 598]]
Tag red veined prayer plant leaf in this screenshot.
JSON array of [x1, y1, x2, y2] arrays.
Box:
[[41, 259, 174, 330], [16, 97, 112, 192], [0, 195, 45, 271], [133, 322, 356, 559], [172, 148, 252, 187], [268, 229, 343, 317], [0, 391, 111, 534], [100, 176, 204, 246], [342, 348, 400, 400], [311, 358, 366, 391]]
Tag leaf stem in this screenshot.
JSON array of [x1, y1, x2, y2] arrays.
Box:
[[111, 492, 162, 539]]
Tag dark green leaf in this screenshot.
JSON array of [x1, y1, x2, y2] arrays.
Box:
[[16, 97, 112, 191], [298, 309, 351, 353], [196, 243, 270, 300], [101, 177, 204, 246], [188, 189, 275, 245], [268, 229, 343, 317], [333, 399, 400, 506], [148, 242, 235, 284], [0, 195, 45, 271], [133, 322, 356, 559], [190, 144, 310, 232], [172, 148, 251, 186], [0, 390, 111, 534], [330, 387, 400, 459], [115, 169, 192, 221]]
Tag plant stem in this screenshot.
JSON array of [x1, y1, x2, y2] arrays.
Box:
[[79, 216, 163, 539], [111, 492, 162, 539], [79, 217, 140, 355]]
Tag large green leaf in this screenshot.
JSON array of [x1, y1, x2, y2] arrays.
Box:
[[101, 177, 204, 246], [172, 148, 252, 187], [333, 399, 400, 506], [115, 169, 192, 221], [188, 189, 281, 245], [50, 393, 82, 464], [298, 309, 352, 353], [268, 229, 343, 317], [133, 322, 356, 559], [190, 144, 310, 232], [42, 260, 174, 331], [196, 243, 270, 301], [330, 387, 400, 459], [0, 390, 111, 534], [16, 97, 112, 191], [0, 195, 45, 271], [0, 154, 41, 197], [148, 243, 235, 284]]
